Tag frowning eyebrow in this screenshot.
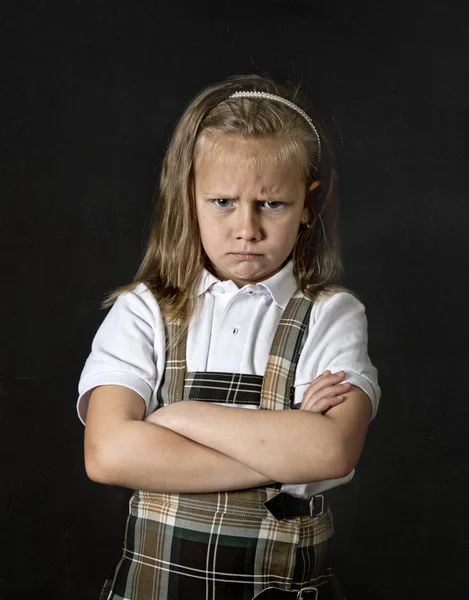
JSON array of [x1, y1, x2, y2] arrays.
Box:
[[200, 189, 284, 198]]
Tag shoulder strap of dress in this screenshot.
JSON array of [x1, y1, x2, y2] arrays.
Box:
[[260, 290, 313, 411], [156, 318, 187, 406]]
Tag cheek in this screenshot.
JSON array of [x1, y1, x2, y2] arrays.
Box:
[[198, 214, 224, 252], [275, 219, 301, 244], [197, 209, 211, 233], [200, 212, 226, 235]]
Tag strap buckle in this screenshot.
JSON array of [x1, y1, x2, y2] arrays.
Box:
[[309, 494, 324, 517]]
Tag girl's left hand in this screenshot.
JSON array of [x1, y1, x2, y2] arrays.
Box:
[[300, 370, 351, 413]]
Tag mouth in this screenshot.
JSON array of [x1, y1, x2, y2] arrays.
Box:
[[230, 252, 263, 261]]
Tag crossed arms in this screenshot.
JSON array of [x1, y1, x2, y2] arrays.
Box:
[[84, 371, 371, 493]]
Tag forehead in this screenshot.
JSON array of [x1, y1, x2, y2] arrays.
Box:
[[194, 134, 306, 191]]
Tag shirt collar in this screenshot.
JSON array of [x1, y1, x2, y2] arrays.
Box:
[[257, 261, 297, 309], [197, 269, 220, 296], [196, 261, 297, 310]]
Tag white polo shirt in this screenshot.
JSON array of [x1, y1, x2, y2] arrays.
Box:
[[77, 261, 381, 498]]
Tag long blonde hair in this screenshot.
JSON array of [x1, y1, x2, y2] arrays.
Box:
[[102, 74, 353, 320]]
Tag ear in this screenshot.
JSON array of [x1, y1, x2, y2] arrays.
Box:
[[308, 180, 321, 193]]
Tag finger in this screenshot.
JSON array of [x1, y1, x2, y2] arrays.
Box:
[[301, 381, 351, 408], [310, 371, 331, 384], [304, 373, 347, 399], [301, 394, 346, 412], [300, 398, 333, 413], [312, 370, 333, 384], [304, 381, 351, 404], [300, 372, 348, 408], [305, 371, 346, 397], [302, 388, 350, 412]]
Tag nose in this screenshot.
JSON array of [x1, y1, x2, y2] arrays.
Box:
[[234, 205, 261, 241]]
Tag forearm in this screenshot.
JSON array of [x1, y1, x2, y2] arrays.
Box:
[[152, 403, 351, 484], [85, 419, 275, 493]]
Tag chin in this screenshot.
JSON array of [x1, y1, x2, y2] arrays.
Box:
[[236, 267, 273, 283]]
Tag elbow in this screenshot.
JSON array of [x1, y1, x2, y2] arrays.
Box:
[[84, 439, 119, 485], [328, 454, 355, 480], [275, 455, 347, 484], [322, 426, 368, 479], [315, 447, 355, 481], [334, 442, 364, 478], [84, 453, 107, 484], [277, 444, 361, 484], [308, 451, 356, 482]]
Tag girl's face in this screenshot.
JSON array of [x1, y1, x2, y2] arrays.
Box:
[[194, 134, 309, 288]]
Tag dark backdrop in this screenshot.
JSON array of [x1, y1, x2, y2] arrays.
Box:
[[2, 1, 468, 599]]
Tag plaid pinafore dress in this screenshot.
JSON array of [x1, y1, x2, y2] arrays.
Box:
[[100, 290, 344, 600]]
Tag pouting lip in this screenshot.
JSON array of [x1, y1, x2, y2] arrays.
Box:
[[229, 252, 264, 260], [229, 252, 264, 262]]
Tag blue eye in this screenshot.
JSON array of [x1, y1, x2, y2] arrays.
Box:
[[263, 201, 284, 209], [214, 198, 233, 208]]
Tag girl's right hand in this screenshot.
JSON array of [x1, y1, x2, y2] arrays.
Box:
[[300, 370, 351, 413]]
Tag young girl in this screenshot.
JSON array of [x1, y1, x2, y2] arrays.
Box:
[[77, 74, 381, 600]]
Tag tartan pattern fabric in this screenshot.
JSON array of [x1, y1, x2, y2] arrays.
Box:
[[156, 318, 187, 408], [260, 291, 313, 411], [101, 289, 344, 599], [183, 372, 264, 405], [101, 488, 339, 600]]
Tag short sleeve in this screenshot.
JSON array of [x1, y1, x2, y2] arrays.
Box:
[[76, 283, 165, 424], [294, 292, 381, 420]]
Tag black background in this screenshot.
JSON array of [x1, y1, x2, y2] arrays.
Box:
[[2, 1, 468, 599]]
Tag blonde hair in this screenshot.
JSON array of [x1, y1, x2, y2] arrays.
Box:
[[102, 74, 355, 320]]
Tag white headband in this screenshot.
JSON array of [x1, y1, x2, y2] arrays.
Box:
[[228, 90, 322, 171]]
